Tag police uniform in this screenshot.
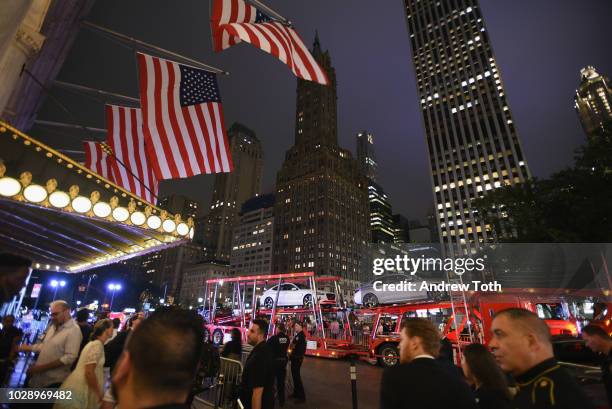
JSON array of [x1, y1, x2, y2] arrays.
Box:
[[267, 331, 290, 407], [239, 341, 275, 409], [290, 330, 307, 401], [512, 358, 595, 409]]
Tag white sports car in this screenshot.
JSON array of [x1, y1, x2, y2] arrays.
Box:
[[260, 283, 334, 308]]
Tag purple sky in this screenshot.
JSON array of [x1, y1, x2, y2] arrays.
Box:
[[33, 0, 612, 221]]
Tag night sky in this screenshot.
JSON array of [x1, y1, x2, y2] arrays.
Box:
[[31, 0, 612, 222]]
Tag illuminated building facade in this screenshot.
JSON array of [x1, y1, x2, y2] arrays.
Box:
[[196, 123, 263, 262], [230, 194, 274, 276], [273, 34, 369, 291], [404, 0, 531, 254], [575, 66, 612, 138]]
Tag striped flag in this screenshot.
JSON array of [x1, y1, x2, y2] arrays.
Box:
[[84, 141, 114, 180], [137, 52, 233, 180], [210, 0, 329, 86], [105, 105, 158, 205]]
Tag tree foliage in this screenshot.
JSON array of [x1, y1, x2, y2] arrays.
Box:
[[473, 122, 612, 242]]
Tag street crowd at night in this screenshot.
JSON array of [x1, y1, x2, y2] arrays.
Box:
[[1, 0, 611, 408], [0, 253, 612, 409]]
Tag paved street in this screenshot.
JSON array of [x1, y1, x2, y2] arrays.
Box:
[[283, 357, 382, 409]]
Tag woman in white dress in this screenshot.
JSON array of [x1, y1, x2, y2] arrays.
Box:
[[54, 318, 114, 409]]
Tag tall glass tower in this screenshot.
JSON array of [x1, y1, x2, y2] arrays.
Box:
[[404, 0, 530, 255]]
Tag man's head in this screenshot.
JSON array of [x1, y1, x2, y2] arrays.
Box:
[[276, 323, 286, 335], [294, 322, 303, 334], [75, 308, 90, 324], [582, 325, 612, 354], [112, 318, 121, 329], [398, 318, 440, 364], [0, 254, 31, 304], [247, 319, 268, 346], [2, 314, 15, 328], [489, 308, 553, 376], [49, 301, 71, 326], [112, 307, 204, 407]]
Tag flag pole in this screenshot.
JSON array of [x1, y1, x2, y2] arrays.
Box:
[[81, 21, 230, 75], [34, 119, 107, 134], [54, 81, 140, 104], [34, 120, 158, 202], [244, 0, 291, 25]]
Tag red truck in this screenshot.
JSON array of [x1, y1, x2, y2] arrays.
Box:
[[350, 290, 579, 368]]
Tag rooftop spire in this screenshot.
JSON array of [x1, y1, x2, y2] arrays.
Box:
[[312, 30, 321, 57]]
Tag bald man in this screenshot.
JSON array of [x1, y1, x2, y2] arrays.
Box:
[[489, 308, 595, 409]]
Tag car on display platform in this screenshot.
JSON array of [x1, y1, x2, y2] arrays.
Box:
[[353, 273, 443, 307], [259, 283, 335, 309]]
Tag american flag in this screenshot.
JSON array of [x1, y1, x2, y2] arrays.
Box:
[[106, 105, 159, 205], [84, 141, 114, 180], [137, 52, 233, 180], [211, 0, 329, 86]]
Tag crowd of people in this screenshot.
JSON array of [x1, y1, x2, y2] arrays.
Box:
[[217, 319, 307, 409], [1, 254, 612, 408], [5, 300, 199, 409], [381, 308, 605, 409]]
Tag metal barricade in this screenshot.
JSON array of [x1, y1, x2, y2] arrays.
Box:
[[192, 357, 243, 409], [349, 329, 371, 348]]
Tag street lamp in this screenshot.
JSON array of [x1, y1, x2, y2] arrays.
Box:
[[50, 279, 66, 301], [197, 297, 204, 303], [107, 283, 122, 311]]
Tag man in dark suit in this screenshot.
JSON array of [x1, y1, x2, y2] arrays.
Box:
[[380, 317, 477, 409]]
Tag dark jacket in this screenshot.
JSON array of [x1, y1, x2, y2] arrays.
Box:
[[473, 385, 512, 409], [221, 339, 242, 359], [239, 341, 275, 409], [290, 331, 306, 359], [512, 358, 595, 409], [104, 330, 130, 372], [267, 332, 290, 360], [380, 357, 477, 409]]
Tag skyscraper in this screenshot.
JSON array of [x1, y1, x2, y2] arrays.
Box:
[[368, 182, 396, 243], [575, 66, 612, 138], [404, 0, 530, 254], [196, 123, 263, 262], [356, 131, 395, 243], [356, 130, 378, 182], [230, 194, 275, 276], [273, 34, 369, 291]]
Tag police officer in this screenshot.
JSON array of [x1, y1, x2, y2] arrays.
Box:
[[240, 319, 275, 409], [289, 322, 307, 403], [267, 323, 290, 407], [490, 308, 596, 409]]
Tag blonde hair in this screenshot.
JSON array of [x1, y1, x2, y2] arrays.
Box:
[[90, 318, 113, 341]]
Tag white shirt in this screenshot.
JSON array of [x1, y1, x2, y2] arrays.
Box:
[[29, 318, 82, 387], [413, 354, 435, 360]]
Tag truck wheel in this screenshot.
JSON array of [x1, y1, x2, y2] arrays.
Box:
[[363, 293, 379, 307], [212, 329, 224, 346], [264, 297, 274, 309], [377, 343, 399, 368]]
